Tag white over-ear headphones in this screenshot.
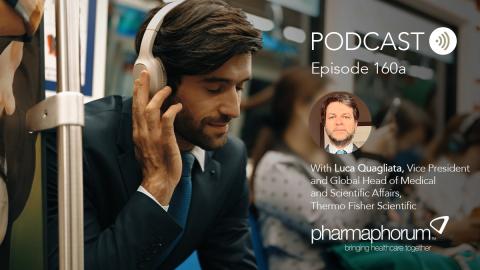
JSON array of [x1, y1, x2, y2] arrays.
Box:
[[133, 0, 186, 96]]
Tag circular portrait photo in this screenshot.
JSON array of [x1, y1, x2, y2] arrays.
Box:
[[309, 92, 372, 154]]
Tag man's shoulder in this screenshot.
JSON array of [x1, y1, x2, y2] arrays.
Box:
[[83, 96, 132, 146], [212, 136, 246, 164], [84, 95, 131, 126], [85, 95, 131, 115], [208, 137, 248, 201], [217, 136, 245, 154]]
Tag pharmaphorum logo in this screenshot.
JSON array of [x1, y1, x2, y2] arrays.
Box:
[[429, 216, 449, 234], [311, 216, 449, 244]]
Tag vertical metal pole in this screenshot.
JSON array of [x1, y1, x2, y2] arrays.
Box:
[[55, 0, 84, 269]]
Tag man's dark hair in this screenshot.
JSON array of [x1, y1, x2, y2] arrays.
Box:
[[320, 93, 359, 124], [135, 0, 262, 91]]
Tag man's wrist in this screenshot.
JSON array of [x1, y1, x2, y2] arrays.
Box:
[[141, 179, 173, 206], [137, 186, 169, 211]]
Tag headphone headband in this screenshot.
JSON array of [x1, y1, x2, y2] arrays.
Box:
[[138, 0, 186, 59], [134, 0, 186, 96]]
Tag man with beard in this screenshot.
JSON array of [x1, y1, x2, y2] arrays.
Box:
[[46, 1, 262, 269], [322, 93, 360, 154]]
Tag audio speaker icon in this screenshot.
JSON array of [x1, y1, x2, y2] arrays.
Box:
[[429, 27, 457, 55], [435, 32, 450, 50]]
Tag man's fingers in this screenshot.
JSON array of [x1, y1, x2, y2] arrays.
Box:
[[144, 86, 171, 125], [156, 103, 182, 155], [161, 103, 183, 133], [145, 86, 172, 130], [132, 81, 143, 133], [4, 91, 15, 115], [0, 93, 3, 117], [132, 71, 150, 130], [139, 71, 150, 105], [133, 71, 149, 113], [149, 86, 172, 109]]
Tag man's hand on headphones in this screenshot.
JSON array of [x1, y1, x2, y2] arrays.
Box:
[[133, 70, 183, 206]]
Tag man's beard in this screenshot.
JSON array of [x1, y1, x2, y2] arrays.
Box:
[[173, 105, 230, 151], [327, 131, 354, 148]]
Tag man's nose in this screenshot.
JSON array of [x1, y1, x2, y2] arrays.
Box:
[[219, 88, 240, 119], [335, 117, 344, 125]]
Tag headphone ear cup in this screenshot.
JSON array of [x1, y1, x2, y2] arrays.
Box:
[[133, 60, 148, 87], [150, 57, 167, 94], [133, 58, 167, 96]]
